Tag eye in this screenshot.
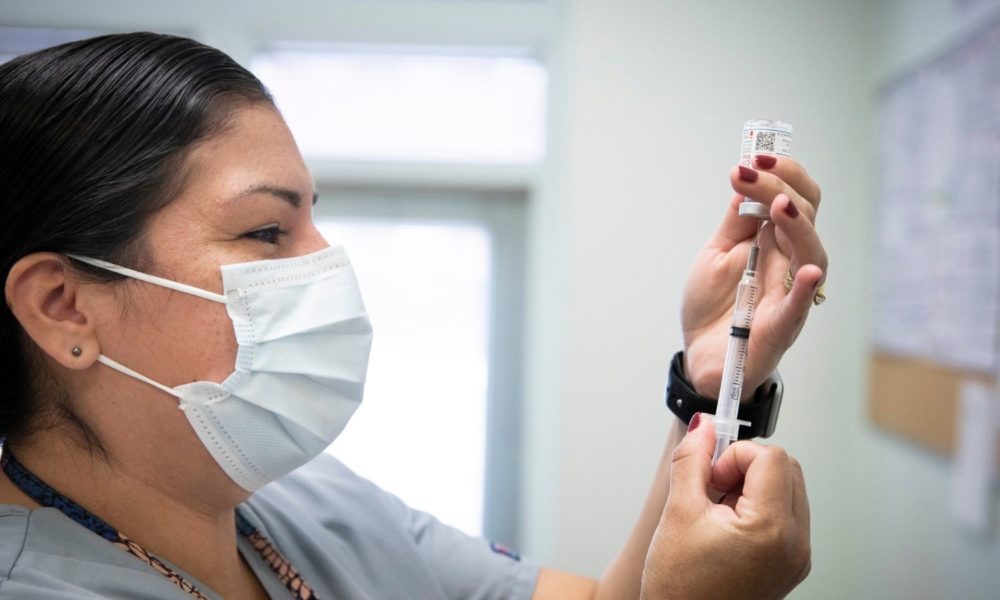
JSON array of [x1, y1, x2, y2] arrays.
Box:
[[243, 224, 288, 245]]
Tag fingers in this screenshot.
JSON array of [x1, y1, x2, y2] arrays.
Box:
[[667, 414, 718, 513], [789, 456, 810, 539], [730, 162, 819, 225], [709, 441, 795, 516], [717, 489, 740, 510], [786, 263, 825, 304], [788, 455, 812, 584], [711, 443, 813, 591], [752, 154, 821, 211], [716, 156, 823, 254], [769, 193, 828, 277], [756, 263, 823, 352], [709, 440, 759, 494]]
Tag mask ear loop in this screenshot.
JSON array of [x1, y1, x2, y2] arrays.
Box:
[[97, 355, 184, 401], [66, 255, 228, 304]]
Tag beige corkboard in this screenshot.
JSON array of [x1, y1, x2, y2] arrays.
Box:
[[869, 352, 996, 456]]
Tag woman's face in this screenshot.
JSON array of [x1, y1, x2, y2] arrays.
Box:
[[77, 104, 325, 486], [93, 103, 325, 385]]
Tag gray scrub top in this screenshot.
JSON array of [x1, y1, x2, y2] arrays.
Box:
[[0, 454, 540, 599]]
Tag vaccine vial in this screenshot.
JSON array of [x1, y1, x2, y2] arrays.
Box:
[[739, 119, 793, 219]]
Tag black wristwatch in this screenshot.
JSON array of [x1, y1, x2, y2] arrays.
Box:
[[665, 351, 782, 439]]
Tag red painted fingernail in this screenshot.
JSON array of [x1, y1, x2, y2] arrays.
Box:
[[783, 199, 799, 219], [688, 412, 701, 432], [754, 154, 777, 169], [738, 166, 759, 183]]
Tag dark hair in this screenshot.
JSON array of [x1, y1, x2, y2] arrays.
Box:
[[0, 32, 272, 451]]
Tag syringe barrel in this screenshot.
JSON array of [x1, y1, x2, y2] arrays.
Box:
[[714, 273, 759, 447], [729, 273, 758, 329], [716, 332, 748, 421]]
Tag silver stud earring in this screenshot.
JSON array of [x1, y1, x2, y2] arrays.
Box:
[[71, 346, 82, 357]]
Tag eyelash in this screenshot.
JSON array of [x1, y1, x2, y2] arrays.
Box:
[[243, 225, 288, 245]]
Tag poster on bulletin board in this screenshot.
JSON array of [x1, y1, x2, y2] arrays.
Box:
[[870, 10, 1000, 532]]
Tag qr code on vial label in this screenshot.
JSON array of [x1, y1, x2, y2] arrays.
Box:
[[754, 131, 776, 153]]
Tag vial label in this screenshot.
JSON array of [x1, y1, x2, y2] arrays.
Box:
[[739, 120, 793, 167]]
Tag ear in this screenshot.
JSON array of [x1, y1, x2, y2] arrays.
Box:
[[5, 253, 101, 370]]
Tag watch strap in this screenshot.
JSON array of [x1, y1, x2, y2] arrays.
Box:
[[665, 351, 781, 439]]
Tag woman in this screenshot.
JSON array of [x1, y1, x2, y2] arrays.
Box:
[[0, 33, 825, 599]]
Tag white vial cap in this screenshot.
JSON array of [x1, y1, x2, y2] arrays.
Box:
[[738, 201, 770, 219]]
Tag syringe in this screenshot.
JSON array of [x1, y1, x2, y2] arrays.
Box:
[[711, 120, 793, 464], [711, 222, 764, 464]]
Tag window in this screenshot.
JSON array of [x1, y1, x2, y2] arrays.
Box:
[[254, 46, 541, 544], [311, 187, 527, 544], [251, 47, 547, 164], [320, 220, 492, 535]]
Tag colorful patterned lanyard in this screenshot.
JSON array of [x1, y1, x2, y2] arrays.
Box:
[[0, 450, 319, 600]]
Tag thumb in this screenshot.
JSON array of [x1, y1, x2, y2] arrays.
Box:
[[667, 413, 718, 511]]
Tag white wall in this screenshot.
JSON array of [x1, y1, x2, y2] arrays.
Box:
[[523, 1, 877, 598]]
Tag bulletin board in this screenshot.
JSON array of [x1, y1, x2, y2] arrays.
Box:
[[869, 14, 1000, 457]]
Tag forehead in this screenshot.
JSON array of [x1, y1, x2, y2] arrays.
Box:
[[175, 104, 313, 210]]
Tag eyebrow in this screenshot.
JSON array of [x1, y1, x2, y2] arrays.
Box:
[[232, 184, 319, 207]]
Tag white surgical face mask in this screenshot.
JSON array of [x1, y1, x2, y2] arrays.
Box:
[[70, 246, 373, 491]]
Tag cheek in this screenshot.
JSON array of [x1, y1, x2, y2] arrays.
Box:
[[172, 300, 239, 382], [100, 288, 238, 385]]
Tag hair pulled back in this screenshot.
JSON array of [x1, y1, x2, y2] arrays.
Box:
[[0, 32, 272, 447]]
